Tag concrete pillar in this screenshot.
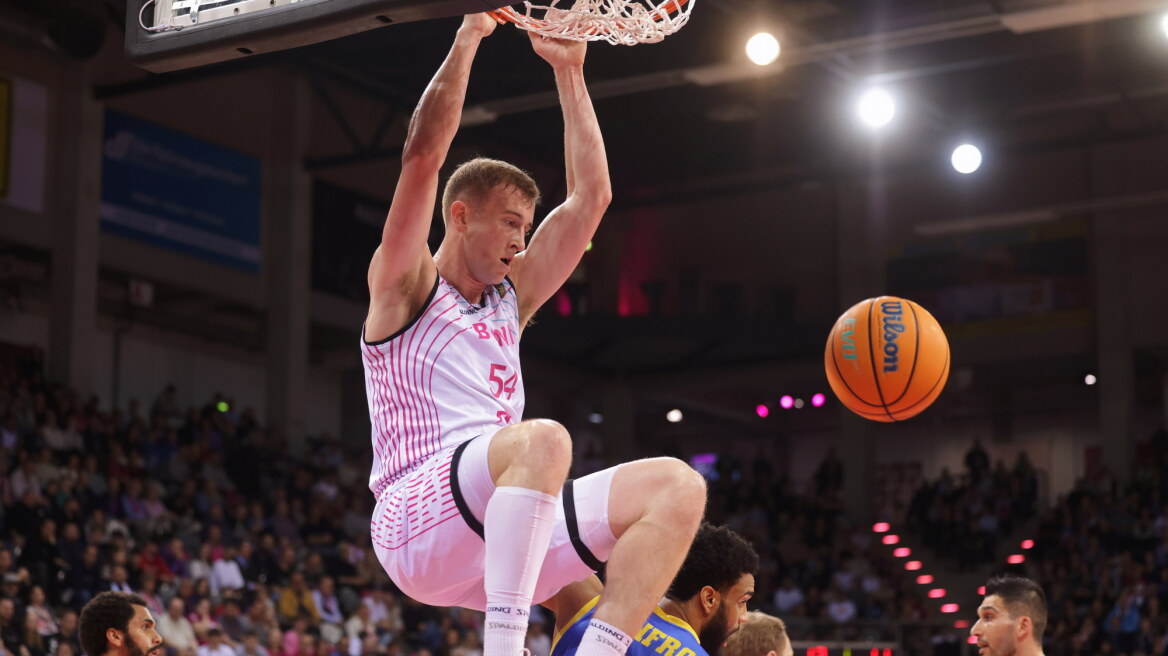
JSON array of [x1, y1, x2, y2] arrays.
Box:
[[263, 69, 312, 455], [1090, 145, 1134, 486], [833, 179, 888, 518], [48, 61, 101, 396], [600, 379, 636, 466]]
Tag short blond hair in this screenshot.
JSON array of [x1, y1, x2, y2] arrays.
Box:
[[441, 158, 540, 222], [723, 612, 789, 656]]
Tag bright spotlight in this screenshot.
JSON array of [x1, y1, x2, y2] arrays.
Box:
[[856, 88, 895, 128], [745, 32, 781, 66], [1084, 374, 1097, 385], [951, 144, 982, 174], [811, 393, 826, 407], [779, 395, 794, 410], [666, 409, 683, 423]]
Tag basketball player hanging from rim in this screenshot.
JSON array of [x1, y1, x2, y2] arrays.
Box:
[[361, 12, 707, 656]]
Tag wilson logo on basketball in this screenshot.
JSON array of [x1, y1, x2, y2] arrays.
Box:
[[881, 300, 905, 373]]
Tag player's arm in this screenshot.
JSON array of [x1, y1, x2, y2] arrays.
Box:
[[542, 575, 604, 634], [509, 34, 612, 328], [365, 13, 498, 341]]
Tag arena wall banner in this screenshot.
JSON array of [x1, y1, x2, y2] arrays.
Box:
[[100, 109, 262, 272]]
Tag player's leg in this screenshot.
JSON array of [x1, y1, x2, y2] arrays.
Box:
[[575, 458, 706, 656], [480, 419, 573, 656]]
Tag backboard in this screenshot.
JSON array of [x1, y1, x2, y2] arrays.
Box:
[[126, 0, 514, 73]]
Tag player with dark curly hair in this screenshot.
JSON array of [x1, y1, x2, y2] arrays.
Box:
[[548, 524, 759, 656], [79, 592, 164, 656]]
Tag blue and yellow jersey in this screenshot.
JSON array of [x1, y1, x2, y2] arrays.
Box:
[[551, 597, 707, 656]]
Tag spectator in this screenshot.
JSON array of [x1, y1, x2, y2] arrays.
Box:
[[0, 597, 25, 656], [211, 547, 246, 599], [279, 574, 320, 626], [236, 631, 270, 656], [156, 598, 198, 656], [188, 598, 220, 644], [524, 621, 549, 656], [198, 629, 235, 656], [312, 578, 344, 629], [24, 587, 57, 643], [48, 609, 80, 656]]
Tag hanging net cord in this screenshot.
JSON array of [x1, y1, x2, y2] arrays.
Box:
[[492, 0, 692, 46]]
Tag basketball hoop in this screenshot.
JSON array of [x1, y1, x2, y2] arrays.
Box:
[[490, 0, 692, 46]]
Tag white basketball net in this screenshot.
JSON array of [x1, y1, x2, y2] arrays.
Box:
[[492, 0, 693, 46]]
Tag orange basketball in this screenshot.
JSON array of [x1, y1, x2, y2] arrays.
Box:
[[824, 296, 950, 422]]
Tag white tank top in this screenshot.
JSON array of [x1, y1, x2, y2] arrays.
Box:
[[362, 274, 524, 498]]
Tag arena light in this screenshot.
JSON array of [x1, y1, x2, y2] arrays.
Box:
[[793, 398, 805, 409], [872, 522, 891, 533], [954, 621, 970, 630], [1007, 554, 1026, 564], [216, 401, 229, 412], [1084, 374, 1097, 385], [893, 547, 911, 558], [666, 409, 684, 423], [905, 561, 922, 571], [978, 586, 986, 595], [745, 32, 781, 66], [780, 395, 794, 409], [588, 412, 604, 424], [928, 588, 947, 599], [585, 241, 594, 252], [951, 144, 983, 174], [882, 534, 900, 545], [1162, 13, 1168, 38], [916, 575, 934, 585], [967, 636, 979, 644], [811, 393, 826, 407], [940, 604, 959, 613], [1021, 539, 1034, 550], [756, 404, 770, 418], [856, 87, 896, 129]]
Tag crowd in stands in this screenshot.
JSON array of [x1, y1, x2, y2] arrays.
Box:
[[903, 440, 1041, 570], [8, 339, 1168, 656], [0, 349, 499, 656], [1020, 442, 1168, 656]]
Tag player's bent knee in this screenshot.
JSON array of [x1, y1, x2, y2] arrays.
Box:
[[646, 457, 707, 517], [524, 418, 572, 461]]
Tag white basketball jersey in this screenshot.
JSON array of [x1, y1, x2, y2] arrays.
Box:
[[362, 275, 524, 498]]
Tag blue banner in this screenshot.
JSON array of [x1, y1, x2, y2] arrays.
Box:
[[101, 110, 262, 271]]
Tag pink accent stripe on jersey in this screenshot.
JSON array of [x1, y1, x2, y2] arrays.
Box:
[[363, 342, 394, 493], [386, 292, 450, 481], [403, 294, 458, 471]]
